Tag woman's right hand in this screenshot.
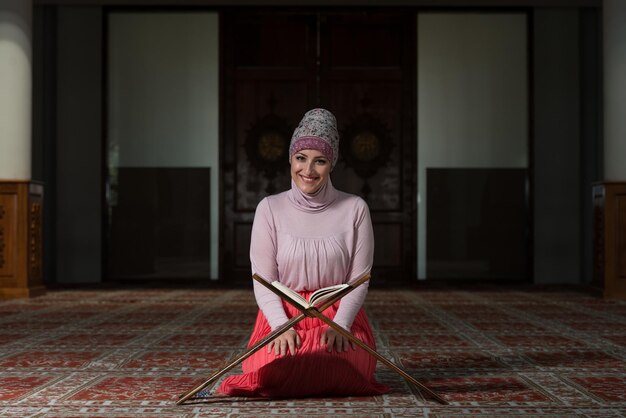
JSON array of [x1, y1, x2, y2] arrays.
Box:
[[267, 328, 301, 356]]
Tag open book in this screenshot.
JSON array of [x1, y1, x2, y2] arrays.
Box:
[[271, 281, 349, 309]]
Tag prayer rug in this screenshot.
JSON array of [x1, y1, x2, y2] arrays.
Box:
[[0, 283, 625, 417]]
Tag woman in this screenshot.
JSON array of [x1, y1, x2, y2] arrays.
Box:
[[218, 108, 389, 398]]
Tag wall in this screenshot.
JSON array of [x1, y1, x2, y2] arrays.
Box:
[[604, 0, 626, 180], [0, 0, 32, 180], [417, 12, 528, 279], [533, 9, 582, 283], [580, 7, 601, 283], [108, 12, 220, 279], [53, 8, 221, 283], [33, 5, 57, 284], [56, 6, 102, 283], [44, 6, 600, 285]]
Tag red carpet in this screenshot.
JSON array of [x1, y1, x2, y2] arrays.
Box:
[[0, 283, 625, 416]]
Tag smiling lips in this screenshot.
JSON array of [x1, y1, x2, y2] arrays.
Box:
[[300, 175, 319, 183]]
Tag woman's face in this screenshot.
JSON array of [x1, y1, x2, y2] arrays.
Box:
[[290, 149, 331, 194]]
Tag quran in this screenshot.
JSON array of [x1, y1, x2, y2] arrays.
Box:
[[271, 281, 349, 309]]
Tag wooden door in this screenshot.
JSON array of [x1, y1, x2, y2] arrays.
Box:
[[320, 12, 416, 284], [221, 10, 415, 285]]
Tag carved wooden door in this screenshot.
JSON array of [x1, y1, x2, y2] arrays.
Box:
[[221, 11, 415, 285]]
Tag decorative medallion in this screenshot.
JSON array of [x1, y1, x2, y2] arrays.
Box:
[[351, 131, 381, 162], [257, 131, 286, 162], [244, 112, 292, 194], [0, 235, 4, 270], [0, 204, 5, 270], [29, 202, 42, 280], [341, 113, 394, 196]]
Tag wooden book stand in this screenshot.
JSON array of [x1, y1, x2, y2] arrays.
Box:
[[176, 273, 447, 405]]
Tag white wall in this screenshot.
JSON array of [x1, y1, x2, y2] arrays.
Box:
[[0, 0, 32, 180], [417, 13, 528, 279], [604, 0, 626, 180], [108, 12, 220, 279]]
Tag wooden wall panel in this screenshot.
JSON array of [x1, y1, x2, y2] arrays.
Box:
[[28, 189, 44, 284], [427, 168, 528, 280], [617, 195, 626, 279], [108, 168, 210, 280], [0, 182, 46, 299], [372, 223, 403, 267], [592, 185, 605, 288], [0, 193, 18, 280], [592, 182, 625, 299], [234, 223, 253, 269]]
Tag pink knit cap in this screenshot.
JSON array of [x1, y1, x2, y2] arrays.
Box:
[[289, 108, 339, 168]]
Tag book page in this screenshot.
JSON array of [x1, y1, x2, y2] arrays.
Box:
[[309, 284, 349, 306], [271, 281, 310, 308]]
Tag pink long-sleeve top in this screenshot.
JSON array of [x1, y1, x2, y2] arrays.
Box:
[[251, 179, 374, 331]]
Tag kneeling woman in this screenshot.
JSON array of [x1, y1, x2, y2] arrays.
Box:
[[218, 109, 389, 398]]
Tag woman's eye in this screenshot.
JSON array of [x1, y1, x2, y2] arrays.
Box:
[[316, 159, 327, 165], [296, 155, 306, 161]]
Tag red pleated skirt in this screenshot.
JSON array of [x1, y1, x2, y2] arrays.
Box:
[[217, 293, 389, 398]]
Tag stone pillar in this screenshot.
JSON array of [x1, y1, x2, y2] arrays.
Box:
[[0, 0, 45, 298], [604, 0, 626, 181], [0, 0, 32, 180], [594, 0, 626, 299]]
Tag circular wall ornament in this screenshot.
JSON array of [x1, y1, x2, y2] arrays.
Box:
[[245, 113, 292, 179], [341, 113, 393, 180], [351, 131, 381, 162], [258, 131, 286, 162]]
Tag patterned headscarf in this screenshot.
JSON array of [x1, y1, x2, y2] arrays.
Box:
[[289, 108, 339, 169]]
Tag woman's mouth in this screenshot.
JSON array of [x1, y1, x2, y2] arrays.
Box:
[[300, 175, 318, 183]]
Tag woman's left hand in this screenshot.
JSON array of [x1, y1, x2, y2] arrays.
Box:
[[320, 326, 355, 353]]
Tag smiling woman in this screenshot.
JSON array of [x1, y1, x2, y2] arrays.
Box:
[[290, 150, 331, 194], [217, 108, 388, 398], [287, 109, 337, 198]]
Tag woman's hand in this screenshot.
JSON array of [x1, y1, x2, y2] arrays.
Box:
[[320, 326, 355, 353], [268, 328, 301, 356]]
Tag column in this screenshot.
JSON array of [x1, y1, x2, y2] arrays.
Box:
[[594, 0, 626, 299], [604, 0, 626, 180], [0, 0, 45, 298], [0, 0, 31, 179]]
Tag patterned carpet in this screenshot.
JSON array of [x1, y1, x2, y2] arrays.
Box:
[[1, 283, 625, 417]]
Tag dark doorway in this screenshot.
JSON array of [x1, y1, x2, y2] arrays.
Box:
[[220, 10, 416, 285]]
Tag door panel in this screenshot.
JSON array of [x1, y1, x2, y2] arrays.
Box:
[[234, 80, 311, 210], [222, 12, 317, 284], [321, 12, 416, 283], [221, 11, 415, 284]]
